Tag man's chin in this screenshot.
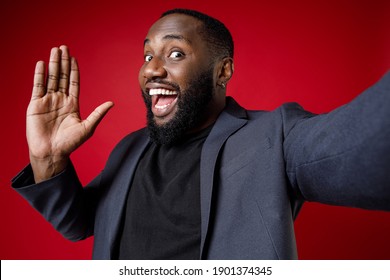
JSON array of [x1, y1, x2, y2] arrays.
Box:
[[146, 112, 183, 145]]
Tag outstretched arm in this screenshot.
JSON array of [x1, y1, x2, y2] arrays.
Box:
[[27, 46, 114, 183], [284, 72, 390, 210]]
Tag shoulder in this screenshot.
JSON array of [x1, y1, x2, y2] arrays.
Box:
[[229, 98, 316, 133], [218, 98, 316, 151]]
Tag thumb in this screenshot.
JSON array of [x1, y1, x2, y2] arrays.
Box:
[[83, 101, 114, 135]]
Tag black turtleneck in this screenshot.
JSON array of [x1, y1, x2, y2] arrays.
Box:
[[118, 125, 212, 259]]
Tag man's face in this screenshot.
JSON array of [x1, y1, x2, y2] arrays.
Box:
[[139, 14, 218, 144]]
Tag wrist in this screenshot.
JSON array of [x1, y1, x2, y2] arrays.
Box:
[[29, 152, 69, 183]]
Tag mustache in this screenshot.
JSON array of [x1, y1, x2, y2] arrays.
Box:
[[145, 78, 180, 92]]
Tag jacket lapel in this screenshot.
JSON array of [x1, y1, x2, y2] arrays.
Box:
[[199, 97, 248, 258], [94, 130, 151, 259]]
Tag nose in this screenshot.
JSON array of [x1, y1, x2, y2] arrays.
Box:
[[142, 56, 167, 80]]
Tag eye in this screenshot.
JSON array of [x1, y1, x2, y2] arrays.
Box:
[[169, 51, 184, 59], [144, 54, 153, 62]]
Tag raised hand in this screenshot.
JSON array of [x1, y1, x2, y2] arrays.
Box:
[[27, 46, 114, 182]]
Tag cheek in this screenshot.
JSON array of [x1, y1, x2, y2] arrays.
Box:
[[168, 66, 194, 89], [138, 65, 146, 88]]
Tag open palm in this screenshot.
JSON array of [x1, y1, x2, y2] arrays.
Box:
[[27, 46, 113, 181]]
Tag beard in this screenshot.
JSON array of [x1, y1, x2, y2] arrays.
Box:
[[142, 68, 214, 145]]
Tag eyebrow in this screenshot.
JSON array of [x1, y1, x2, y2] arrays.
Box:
[[144, 34, 192, 46]]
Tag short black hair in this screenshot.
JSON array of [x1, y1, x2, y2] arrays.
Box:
[[161, 8, 234, 59]]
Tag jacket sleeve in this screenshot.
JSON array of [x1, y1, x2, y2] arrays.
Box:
[[11, 162, 101, 241], [283, 71, 390, 210]]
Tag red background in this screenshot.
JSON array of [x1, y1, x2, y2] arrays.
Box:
[[1, 0, 389, 260]]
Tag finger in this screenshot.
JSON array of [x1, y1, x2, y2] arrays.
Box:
[[58, 45, 70, 94], [69, 57, 80, 99], [83, 101, 114, 135], [47, 47, 61, 93], [31, 61, 46, 100]]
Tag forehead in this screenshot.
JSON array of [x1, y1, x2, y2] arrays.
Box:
[[145, 14, 204, 45]]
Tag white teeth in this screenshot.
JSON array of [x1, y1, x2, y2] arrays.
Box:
[[155, 104, 170, 109], [149, 88, 177, 96]]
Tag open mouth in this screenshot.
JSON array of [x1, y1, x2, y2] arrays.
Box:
[[149, 88, 179, 119]]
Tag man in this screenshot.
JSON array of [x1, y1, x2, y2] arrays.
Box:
[[12, 9, 390, 259]]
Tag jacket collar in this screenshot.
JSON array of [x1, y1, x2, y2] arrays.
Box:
[[199, 96, 248, 258], [223, 96, 248, 119]]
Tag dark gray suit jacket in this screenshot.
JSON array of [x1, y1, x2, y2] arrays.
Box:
[[12, 72, 390, 259]]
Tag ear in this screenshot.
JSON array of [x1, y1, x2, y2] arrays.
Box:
[[216, 57, 234, 88]]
